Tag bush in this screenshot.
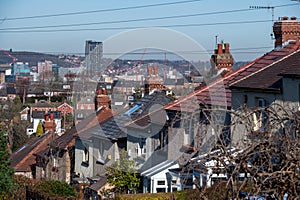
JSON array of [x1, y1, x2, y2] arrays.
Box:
[[33, 180, 78, 198]]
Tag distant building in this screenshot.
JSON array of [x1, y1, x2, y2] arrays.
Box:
[[0, 71, 5, 84], [145, 65, 164, 95], [85, 40, 103, 76], [30, 100, 56, 117], [11, 62, 30, 77], [210, 43, 234, 76], [30, 110, 62, 135], [75, 98, 95, 124], [57, 102, 74, 116], [52, 64, 60, 78], [37, 60, 54, 81]]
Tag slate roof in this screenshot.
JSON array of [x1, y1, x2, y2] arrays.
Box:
[[89, 177, 107, 192], [32, 110, 61, 119], [164, 78, 185, 86], [31, 100, 54, 108], [6, 87, 16, 94], [80, 91, 174, 140], [125, 92, 174, 129], [140, 160, 177, 177], [10, 131, 57, 171], [230, 49, 300, 90], [35, 107, 113, 157], [165, 41, 300, 112]]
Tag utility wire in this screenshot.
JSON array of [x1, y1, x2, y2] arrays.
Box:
[[1, 46, 273, 56], [0, 8, 257, 31], [1, 3, 298, 31], [0, 0, 205, 21], [0, 19, 274, 33]]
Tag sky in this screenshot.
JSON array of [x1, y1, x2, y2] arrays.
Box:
[[0, 0, 299, 61]]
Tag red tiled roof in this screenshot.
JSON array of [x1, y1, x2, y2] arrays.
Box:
[[75, 107, 114, 139], [230, 49, 300, 90], [165, 41, 300, 111], [10, 131, 58, 172]]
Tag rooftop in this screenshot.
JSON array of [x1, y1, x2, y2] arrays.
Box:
[[31, 100, 54, 108], [230, 49, 300, 90], [165, 41, 300, 112]]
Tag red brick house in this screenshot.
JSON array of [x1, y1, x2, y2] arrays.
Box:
[[57, 102, 74, 116]]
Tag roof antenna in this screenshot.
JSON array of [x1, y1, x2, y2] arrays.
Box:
[[250, 5, 275, 41], [249, 5, 274, 22]]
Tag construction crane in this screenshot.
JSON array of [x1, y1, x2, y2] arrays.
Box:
[[135, 48, 147, 81], [0, 48, 18, 64]]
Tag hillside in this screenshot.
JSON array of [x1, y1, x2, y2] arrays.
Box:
[[0, 50, 82, 68]]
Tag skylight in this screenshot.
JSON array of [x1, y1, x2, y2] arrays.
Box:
[[124, 104, 141, 115]]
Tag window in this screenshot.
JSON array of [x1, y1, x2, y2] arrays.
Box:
[[83, 145, 89, 164], [53, 157, 58, 167], [156, 188, 166, 193], [98, 141, 103, 159], [253, 97, 267, 131], [157, 180, 165, 185]]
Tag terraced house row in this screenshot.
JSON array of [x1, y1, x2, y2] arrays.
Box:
[[10, 16, 300, 198]]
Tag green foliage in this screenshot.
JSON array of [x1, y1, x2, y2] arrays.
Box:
[[12, 120, 29, 151], [12, 175, 34, 199], [36, 121, 44, 136], [13, 96, 22, 111], [34, 180, 77, 198], [106, 149, 140, 194], [0, 130, 14, 197], [116, 190, 187, 200]]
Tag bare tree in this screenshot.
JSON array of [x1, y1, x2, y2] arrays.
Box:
[[179, 103, 300, 199]]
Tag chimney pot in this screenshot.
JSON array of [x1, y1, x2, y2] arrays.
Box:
[[147, 66, 152, 76], [291, 16, 297, 21], [44, 114, 49, 121], [154, 66, 158, 76], [50, 113, 54, 120], [217, 43, 223, 54], [224, 43, 230, 54]]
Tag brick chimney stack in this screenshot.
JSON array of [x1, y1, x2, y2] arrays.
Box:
[[44, 112, 56, 133], [217, 43, 223, 54], [224, 43, 230, 54], [273, 16, 300, 48], [153, 66, 158, 76], [147, 66, 153, 76], [95, 88, 111, 110], [211, 43, 234, 75]]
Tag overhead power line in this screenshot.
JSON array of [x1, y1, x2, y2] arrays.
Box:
[[0, 19, 274, 33], [1, 46, 273, 56], [0, 2, 297, 23], [0, 0, 205, 21], [0, 8, 259, 31], [0, 3, 297, 32]]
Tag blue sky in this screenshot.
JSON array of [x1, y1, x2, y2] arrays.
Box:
[[0, 0, 299, 61]]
